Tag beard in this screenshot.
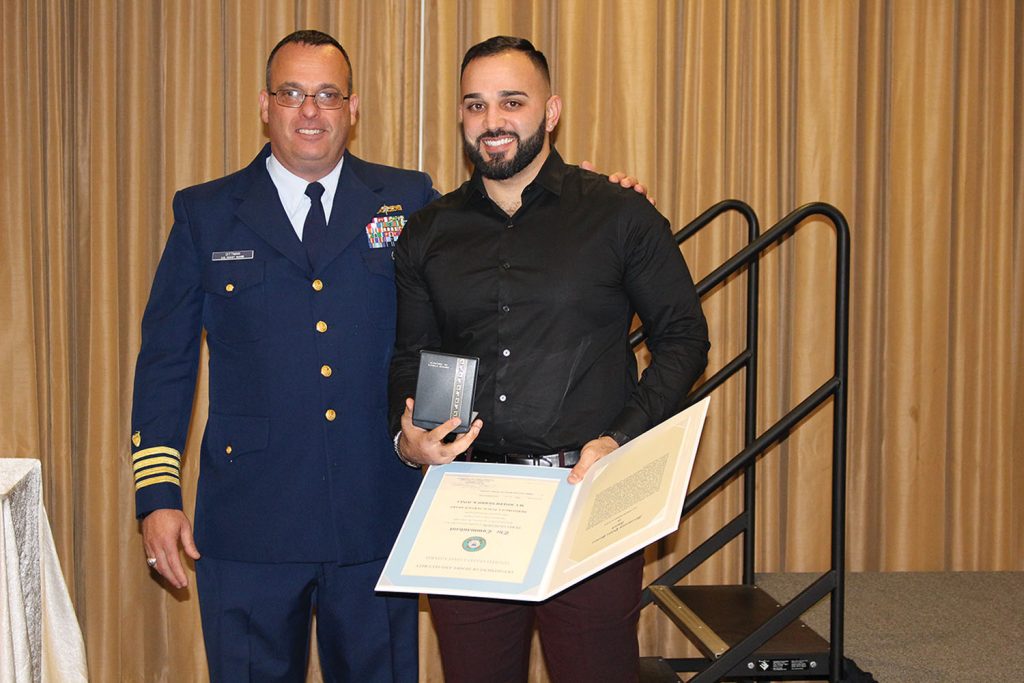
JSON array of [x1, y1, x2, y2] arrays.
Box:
[[463, 119, 546, 180]]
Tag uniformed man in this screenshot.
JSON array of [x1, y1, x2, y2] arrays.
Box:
[[131, 30, 434, 681]]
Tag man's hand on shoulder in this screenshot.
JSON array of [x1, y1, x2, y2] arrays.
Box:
[[567, 435, 619, 484], [398, 398, 483, 466], [580, 160, 656, 206], [142, 508, 201, 590]]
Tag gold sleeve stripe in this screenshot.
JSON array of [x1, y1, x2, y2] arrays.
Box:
[[132, 456, 181, 473], [133, 465, 180, 481], [132, 446, 181, 463], [135, 475, 181, 491], [136, 469, 180, 484]]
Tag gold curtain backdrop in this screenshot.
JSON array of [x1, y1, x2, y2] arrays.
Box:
[[1, 0, 1021, 680]]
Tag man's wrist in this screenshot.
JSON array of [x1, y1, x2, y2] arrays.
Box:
[[393, 432, 421, 468], [599, 430, 631, 447]]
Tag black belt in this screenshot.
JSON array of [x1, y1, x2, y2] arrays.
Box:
[[461, 448, 582, 468]]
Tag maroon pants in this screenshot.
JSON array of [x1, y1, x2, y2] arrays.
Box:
[[429, 552, 644, 683]]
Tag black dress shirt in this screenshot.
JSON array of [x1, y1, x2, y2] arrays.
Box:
[[389, 149, 709, 453]]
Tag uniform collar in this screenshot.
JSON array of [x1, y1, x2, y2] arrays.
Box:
[[266, 152, 345, 220]]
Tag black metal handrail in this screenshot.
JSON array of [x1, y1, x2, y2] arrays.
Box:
[[633, 199, 762, 582], [634, 201, 850, 682]]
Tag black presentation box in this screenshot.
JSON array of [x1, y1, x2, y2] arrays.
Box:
[[412, 351, 479, 433]]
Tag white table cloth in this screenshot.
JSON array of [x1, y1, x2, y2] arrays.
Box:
[[1, 459, 88, 682]]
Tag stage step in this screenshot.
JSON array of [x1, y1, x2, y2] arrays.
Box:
[[649, 584, 830, 679], [638, 656, 682, 682]]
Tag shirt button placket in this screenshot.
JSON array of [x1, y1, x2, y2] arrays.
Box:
[[495, 221, 513, 415]]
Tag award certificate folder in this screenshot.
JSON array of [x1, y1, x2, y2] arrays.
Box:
[[376, 396, 710, 601], [412, 350, 479, 434]]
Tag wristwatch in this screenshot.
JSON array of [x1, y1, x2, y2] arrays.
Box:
[[393, 432, 421, 469], [600, 430, 631, 447]]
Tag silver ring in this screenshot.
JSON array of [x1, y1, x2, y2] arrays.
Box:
[[146, 557, 158, 568]]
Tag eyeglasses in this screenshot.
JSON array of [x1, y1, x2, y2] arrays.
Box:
[[269, 88, 350, 110]]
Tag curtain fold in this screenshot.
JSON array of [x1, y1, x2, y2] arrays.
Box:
[[0, 1, 1019, 680], [0, 0, 76, 597]]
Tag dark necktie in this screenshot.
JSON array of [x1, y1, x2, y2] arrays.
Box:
[[303, 182, 327, 270]]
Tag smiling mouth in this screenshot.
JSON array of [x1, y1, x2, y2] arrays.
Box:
[[482, 136, 515, 147], [297, 128, 326, 137]]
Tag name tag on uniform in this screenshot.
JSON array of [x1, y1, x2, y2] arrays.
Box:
[[212, 250, 254, 261]]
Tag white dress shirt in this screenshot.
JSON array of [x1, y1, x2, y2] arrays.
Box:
[[266, 153, 344, 241]]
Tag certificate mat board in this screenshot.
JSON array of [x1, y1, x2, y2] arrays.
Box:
[[376, 397, 710, 601]]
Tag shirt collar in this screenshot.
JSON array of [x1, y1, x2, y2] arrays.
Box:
[[466, 147, 567, 207], [266, 153, 345, 217]]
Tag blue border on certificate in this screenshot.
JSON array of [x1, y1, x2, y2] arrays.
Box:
[[379, 461, 575, 596]]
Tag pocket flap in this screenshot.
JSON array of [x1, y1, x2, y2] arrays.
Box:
[[361, 249, 395, 277], [206, 413, 269, 457], [202, 261, 265, 297]]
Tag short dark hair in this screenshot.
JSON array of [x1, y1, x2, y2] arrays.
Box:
[[460, 36, 550, 85], [265, 30, 353, 92]]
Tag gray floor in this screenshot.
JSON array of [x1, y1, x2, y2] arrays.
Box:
[[754, 572, 1024, 682]]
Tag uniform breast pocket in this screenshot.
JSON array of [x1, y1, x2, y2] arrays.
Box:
[[360, 250, 397, 330], [202, 261, 267, 342]]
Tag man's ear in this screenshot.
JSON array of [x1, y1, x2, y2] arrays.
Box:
[[348, 93, 360, 126], [259, 90, 270, 124], [545, 95, 562, 132]]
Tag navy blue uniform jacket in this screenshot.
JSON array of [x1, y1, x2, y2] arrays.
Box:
[[131, 145, 438, 563]]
